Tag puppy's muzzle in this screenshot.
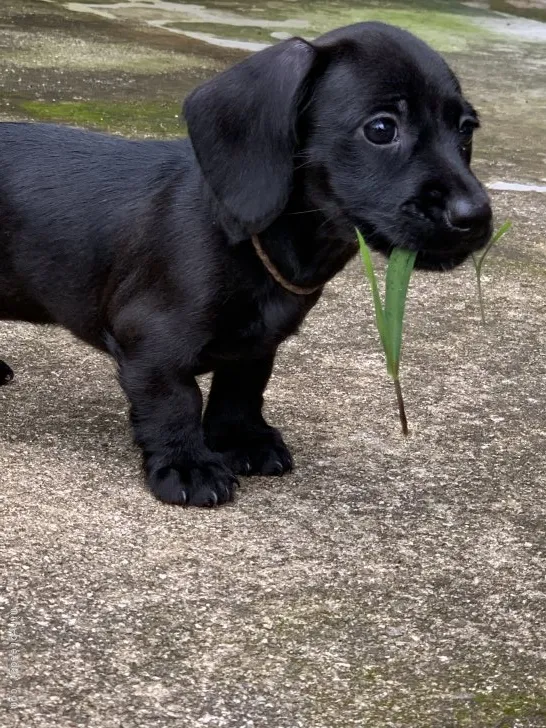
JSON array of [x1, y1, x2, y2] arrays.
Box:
[[445, 194, 492, 247], [405, 184, 492, 255]]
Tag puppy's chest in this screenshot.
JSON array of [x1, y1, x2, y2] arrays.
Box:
[[207, 291, 310, 360]]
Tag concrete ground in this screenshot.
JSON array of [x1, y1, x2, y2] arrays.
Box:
[[1, 1, 546, 726]]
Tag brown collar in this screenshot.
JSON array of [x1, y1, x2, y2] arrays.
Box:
[[251, 234, 323, 296]]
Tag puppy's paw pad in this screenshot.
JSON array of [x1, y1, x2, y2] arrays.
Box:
[[0, 361, 14, 385]]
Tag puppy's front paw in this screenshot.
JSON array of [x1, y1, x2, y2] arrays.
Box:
[[147, 456, 238, 507], [212, 429, 294, 477], [0, 361, 14, 385]]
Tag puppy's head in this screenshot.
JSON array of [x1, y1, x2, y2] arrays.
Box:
[[184, 22, 492, 270]]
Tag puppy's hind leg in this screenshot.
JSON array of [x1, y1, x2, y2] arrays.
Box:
[[0, 360, 14, 385]]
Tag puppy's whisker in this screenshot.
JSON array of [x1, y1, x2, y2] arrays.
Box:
[[316, 211, 343, 233], [288, 208, 328, 216], [293, 160, 315, 171]]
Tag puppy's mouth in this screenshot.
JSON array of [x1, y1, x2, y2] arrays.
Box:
[[413, 246, 477, 271], [413, 226, 492, 271], [360, 220, 492, 272], [400, 201, 493, 271]]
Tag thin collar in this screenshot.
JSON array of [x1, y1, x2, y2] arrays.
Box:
[[251, 234, 324, 296]]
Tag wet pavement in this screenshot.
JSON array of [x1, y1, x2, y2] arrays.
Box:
[[1, 1, 546, 726]]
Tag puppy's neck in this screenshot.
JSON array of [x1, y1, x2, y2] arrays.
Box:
[[254, 187, 357, 293], [205, 169, 358, 293], [251, 234, 324, 296]]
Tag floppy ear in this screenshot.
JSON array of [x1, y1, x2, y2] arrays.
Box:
[[183, 38, 317, 235]]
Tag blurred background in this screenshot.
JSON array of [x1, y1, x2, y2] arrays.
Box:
[[1, 0, 545, 189]]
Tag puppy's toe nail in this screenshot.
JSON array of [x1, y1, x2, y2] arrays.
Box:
[[264, 459, 284, 476], [218, 481, 234, 503], [153, 468, 188, 505], [190, 487, 218, 508]]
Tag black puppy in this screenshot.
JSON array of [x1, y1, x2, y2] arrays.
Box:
[[0, 22, 491, 507]]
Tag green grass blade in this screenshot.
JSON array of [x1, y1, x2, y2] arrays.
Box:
[[472, 219, 512, 325], [475, 270, 486, 325], [356, 229, 392, 369], [476, 219, 512, 274], [357, 229, 415, 437], [384, 247, 417, 379]]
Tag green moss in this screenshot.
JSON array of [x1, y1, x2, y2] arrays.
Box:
[[18, 100, 186, 138], [69, 0, 495, 54], [454, 691, 546, 726], [308, 6, 488, 51], [168, 21, 291, 45], [163, 1, 493, 53], [7, 39, 219, 74]]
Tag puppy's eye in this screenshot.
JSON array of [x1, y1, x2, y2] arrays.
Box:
[[363, 116, 399, 145], [459, 118, 476, 144]]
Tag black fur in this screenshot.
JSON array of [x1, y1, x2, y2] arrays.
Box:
[[0, 22, 492, 506]]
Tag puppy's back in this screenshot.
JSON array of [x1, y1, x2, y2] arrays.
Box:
[[0, 123, 187, 343]]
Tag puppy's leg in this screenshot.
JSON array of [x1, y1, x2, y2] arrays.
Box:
[[0, 360, 14, 385], [118, 353, 238, 507], [204, 356, 293, 476]]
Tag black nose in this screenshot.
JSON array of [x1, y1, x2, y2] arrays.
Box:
[[447, 196, 492, 232]]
